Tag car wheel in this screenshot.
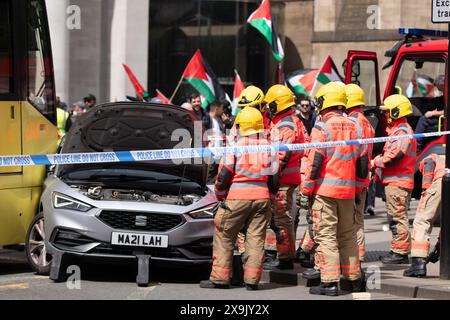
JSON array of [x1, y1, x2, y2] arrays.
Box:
[[25, 213, 52, 275]]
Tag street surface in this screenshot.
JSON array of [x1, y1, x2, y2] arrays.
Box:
[[0, 199, 432, 300]]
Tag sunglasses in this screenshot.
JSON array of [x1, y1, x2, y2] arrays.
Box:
[[300, 104, 310, 107]]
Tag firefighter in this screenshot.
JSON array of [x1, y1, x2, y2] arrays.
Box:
[[263, 85, 306, 270], [302, 82, 362, 296], [372, 94, 417, 264], [200, 107, 279, 290], [404, 153, 445, 277], [345, 84, 375, 262], [231, 86, 278, 260]]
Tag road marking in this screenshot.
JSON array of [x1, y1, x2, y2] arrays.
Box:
[[0, 283, 30, 290], [126, 283, 158, 300]]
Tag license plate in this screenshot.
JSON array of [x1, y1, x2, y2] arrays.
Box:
[[111, 232, 168, 248]]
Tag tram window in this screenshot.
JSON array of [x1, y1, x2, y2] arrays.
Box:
[[0, 0, 13, 95], [28, 0, 55, 121]]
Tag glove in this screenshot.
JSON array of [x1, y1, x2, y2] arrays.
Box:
[[219, 200, 230, 210]]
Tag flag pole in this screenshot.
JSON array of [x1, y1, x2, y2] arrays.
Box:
[[170, 76, 184, 102], [277, 61, 283, 84]]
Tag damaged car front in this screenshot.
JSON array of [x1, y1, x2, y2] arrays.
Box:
[[41, 102, 216, 285]]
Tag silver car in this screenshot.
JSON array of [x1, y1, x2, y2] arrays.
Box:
[[41, 102, 216, 285]]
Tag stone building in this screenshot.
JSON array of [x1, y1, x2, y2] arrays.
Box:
[[46, 0, 445, 105]]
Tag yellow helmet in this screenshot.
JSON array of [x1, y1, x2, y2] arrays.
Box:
[[345, 83, 365, 109], [237, 85, 265, 111], [314, 82, 347, 112], [264, 85, 296, 115], [235, 106, 265, 137], [380, 94, 413, 124]]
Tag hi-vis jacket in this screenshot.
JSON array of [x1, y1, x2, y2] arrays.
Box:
[[214, 135, 279, 201], [270, 109, 306, 185], [301, 110, 360, 199], [348, 108, 375, 192], [419, 153, 446, 190], [373, 118, 417, 190]]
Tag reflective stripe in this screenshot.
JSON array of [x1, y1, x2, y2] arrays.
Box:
[[383, 174, 414, 182], [215, 190, 227, 195], [315, 178, 355, 187], [282, 166, 300, 175], [355, 181, 366, 188], [230, 181, 267, 190], [303, 181, 315, 189], [314, 122, 332, 141], [331, 150, 359, 161]]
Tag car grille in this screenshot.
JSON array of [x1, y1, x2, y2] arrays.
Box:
[[98, 211, 184, 232]]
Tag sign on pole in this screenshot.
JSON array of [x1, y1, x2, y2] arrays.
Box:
[[432, 0, 450, 23]]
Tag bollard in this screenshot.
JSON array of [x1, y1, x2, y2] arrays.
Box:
[[441, 174, 450, 280]]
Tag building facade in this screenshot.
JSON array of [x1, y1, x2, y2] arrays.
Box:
[[46, 0, 445, 106]]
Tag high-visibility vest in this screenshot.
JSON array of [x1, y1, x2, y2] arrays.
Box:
[[302, 110, 359, 199], [419, 153, 445, 189], [270, 109, 306, 185], [57, 107, 69, 145], [215, 135, 275, 200], [374, 119, 417, 189], [348, 108, 375, 192]]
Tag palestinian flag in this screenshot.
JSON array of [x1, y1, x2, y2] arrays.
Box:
[[232, 70, 245, 116], [155, 89, 171, 105], [310, 56, 343, 96], [247, 0, 284, 62], [123, 64, 149, 101], [287, 69, 318, 97], [182, 50, 221, 109], [406, 73, 435, 98]]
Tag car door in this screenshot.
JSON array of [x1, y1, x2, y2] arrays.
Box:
[[344, 50, 383, 155]]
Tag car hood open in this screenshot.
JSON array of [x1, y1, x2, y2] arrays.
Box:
[[57, 102, 208, 186]]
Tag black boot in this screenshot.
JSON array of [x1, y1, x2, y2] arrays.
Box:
[[263, 259, 294, 270], [245, 283, 258, 291], [199, 280, 229, 289], [302, 268, 321, 280], [295, 248, 315, 268], [404, 257, 427, 278], [380, 251, 409, 265], [309, 282, 339, 296]]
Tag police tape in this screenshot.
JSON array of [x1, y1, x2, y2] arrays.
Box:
[[0, 131, 449, 167]]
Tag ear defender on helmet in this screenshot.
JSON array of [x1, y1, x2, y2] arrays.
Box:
[[313, 96, 324, 110], [269, 101, 278, 115], [391, 107, 400, 119]]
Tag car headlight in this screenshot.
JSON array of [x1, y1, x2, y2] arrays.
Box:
[[188, 204, 218, 219], [52, 193, 93, 212]]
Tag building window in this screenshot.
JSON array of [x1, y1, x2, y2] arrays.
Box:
[[149, 0, 282, 104]]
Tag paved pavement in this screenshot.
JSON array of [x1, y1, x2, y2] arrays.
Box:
[[0, 198, 443, 300]]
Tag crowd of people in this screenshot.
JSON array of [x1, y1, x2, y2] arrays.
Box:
[[197, 82, 444, 296]]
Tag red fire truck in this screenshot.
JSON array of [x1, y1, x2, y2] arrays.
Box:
[[344, 28, 447, 199]]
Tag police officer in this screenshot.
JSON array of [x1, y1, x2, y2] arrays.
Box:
[[263, 85, 306, 270], [372, 95, 417, 264], [200, 107, 279, 290], [345, 84, 375, 262], [302, 82, 362, 296]]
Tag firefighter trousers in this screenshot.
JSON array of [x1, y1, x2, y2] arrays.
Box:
[[411, 178, 442, 258], [210, 199, 271, 285], [355, 189, 367, 261], [385, 185, 412, 255], [273, 185, 297, 261], [312, 195, 361, 283]]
